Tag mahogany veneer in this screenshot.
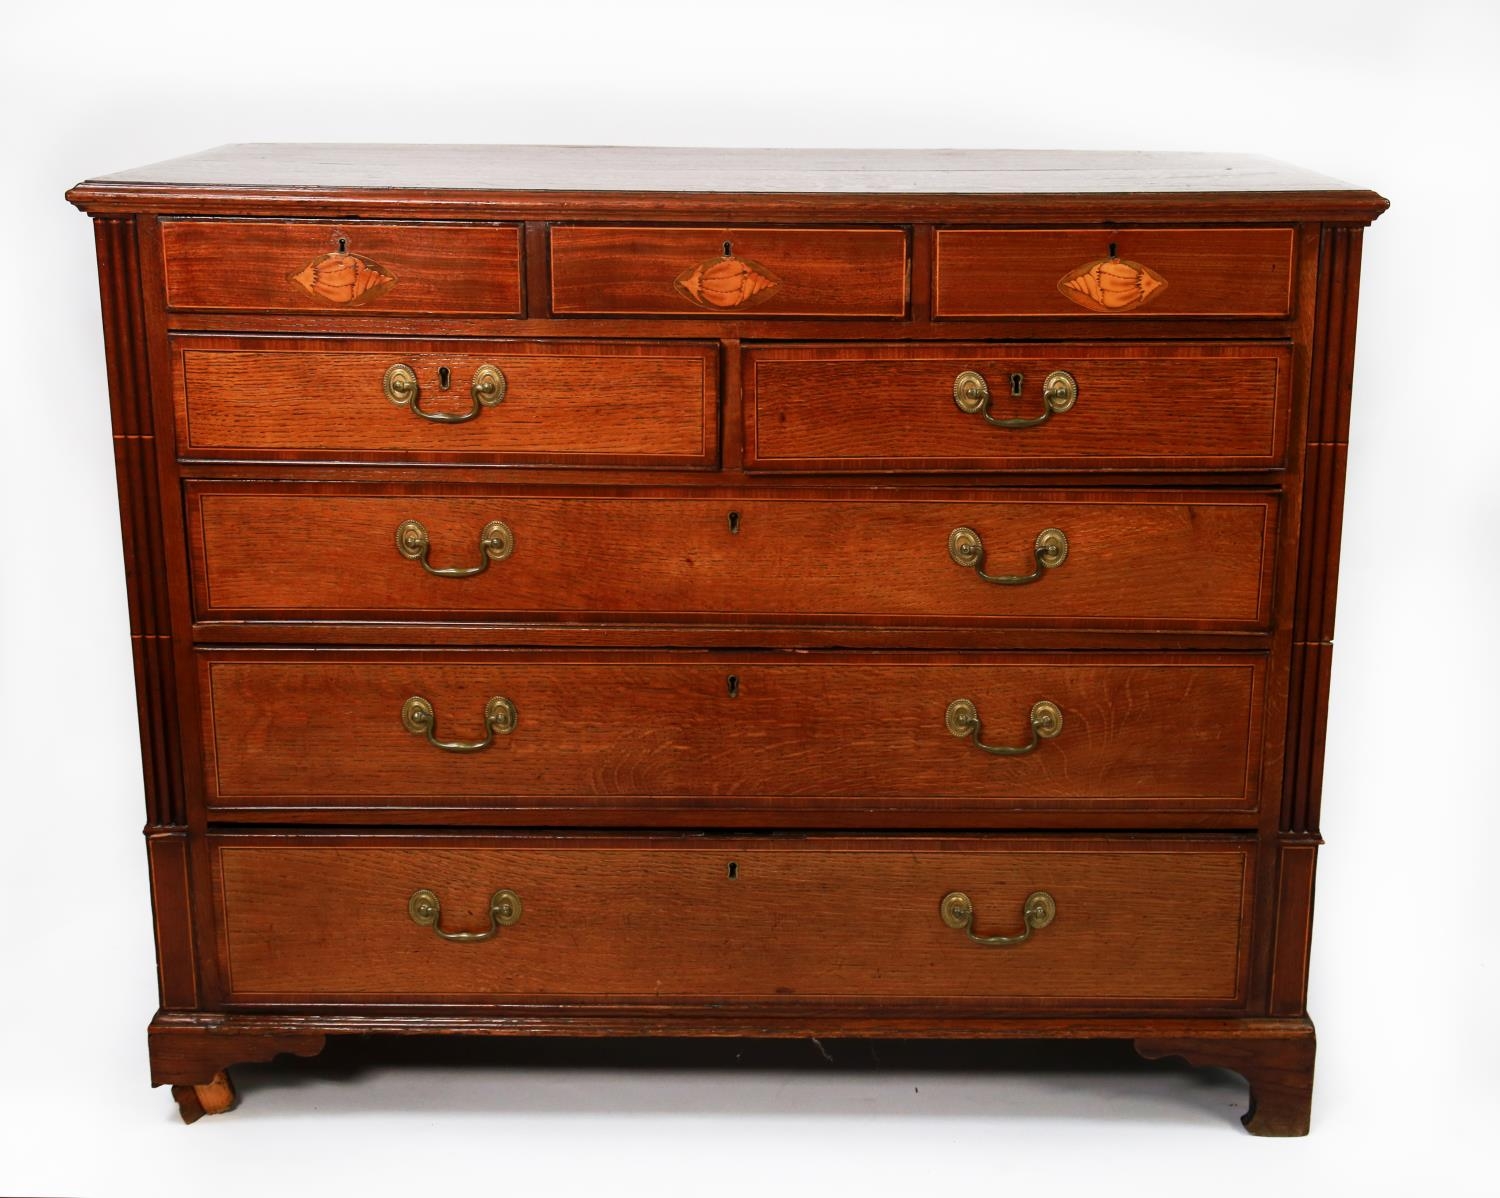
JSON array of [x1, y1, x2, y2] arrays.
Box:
[[69, 144, 1385, 1132]]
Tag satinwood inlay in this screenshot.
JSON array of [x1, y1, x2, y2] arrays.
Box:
[[1057, 256, 1168, 313], [674, 252, 781, 309], [289, 250, 397, 306]]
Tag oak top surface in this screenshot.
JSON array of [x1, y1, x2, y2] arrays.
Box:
[[80, 143, 1373, 196]]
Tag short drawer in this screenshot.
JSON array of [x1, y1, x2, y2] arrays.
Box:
[[186, 485, 1278, 630], [197, 649, 1268, 823], [210, 833, 1254, 1008], [746, 342, 1291, 472], [550, 226, 909, 317], [934, 227, 1295, 318], [171, 336, 718, 467], [160, 219, 523, 315]]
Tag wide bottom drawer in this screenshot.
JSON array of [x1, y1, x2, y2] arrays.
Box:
[[211, 834, 1254, 1010]]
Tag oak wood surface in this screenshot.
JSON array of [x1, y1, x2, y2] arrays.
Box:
[[550, 226, 909, 317], [160, 219, 523, 315], [209, 833, 1253, 1007], [70, 143, 1384, 1132], [68, 146, 1390, 224], [935, 228, 1296, 318], [745, 341, 1291, 472], [1136, 1026, 1315, 1135], [172, 336, 718, 467], [186, 486, 1277, 629], [196, 649, 1265, 817]]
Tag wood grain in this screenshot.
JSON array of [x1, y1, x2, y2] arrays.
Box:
[[935, 228, 1295, 318], [161, 219, 523, 315], [196, 649, 1265, 816], [210, 834, 1253, 1006], [94, 217, 188, 828], [186, 486, 1278, 629], [147, 831, 200, 1009], [1137, 1024, 1315, 1136], [745, 341, 1291, 472], [67, 145, 1391, 224], [172, 336, 718, 467], [551, 226, 908, 316], [71, 144, 1385, 1131]]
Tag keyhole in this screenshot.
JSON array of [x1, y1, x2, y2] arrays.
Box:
[[727, 511, 741, 534], [1009, 373, 1024, 397], [722, 240, 733, 257], [727, 675, 740, 698], [727, 861, 739, 880], [437, 367, 451, 390], [1108, 241, 1118, 259], [337, 237, 347, 254]]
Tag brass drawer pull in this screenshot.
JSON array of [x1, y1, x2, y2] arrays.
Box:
[[949, 525, 1068, 585], [383, 363, 506, 424], [946, 698, 1062, 755], [396, 518, 513, 578], [408, 887, 522, 943], [402, 694, 517, 752], [953, 369, 1077, 428], [940, 890, 1056, 947]]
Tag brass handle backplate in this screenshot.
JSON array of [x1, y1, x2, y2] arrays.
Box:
[[384, 363, 506, 424], [949, 526, 1068, 585], [953, 369, 1077, 428], [402, 694, 517, 753], [940, 890, 1056, 947], [946, 698, 1062, 756], [408, 887, 522, 943], [396, 518, 513, 578]]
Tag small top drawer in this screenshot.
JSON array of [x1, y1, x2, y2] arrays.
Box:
[[160, 219, 523, 315], [934, 228, 1295, 318], [550, 226, 909, 317]]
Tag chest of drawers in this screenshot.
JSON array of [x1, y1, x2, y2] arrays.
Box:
[[68, 145, 1386, 1133]]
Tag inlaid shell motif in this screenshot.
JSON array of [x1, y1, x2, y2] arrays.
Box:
[[674, 253, 781, 310], [289, 250, 398, 305], [1057, 256, 1167, 314]]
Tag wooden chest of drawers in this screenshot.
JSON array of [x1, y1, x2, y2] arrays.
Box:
[[68, 145, 1386, 1133]]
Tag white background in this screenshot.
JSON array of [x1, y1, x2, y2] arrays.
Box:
[[1, 1, 1496, 1194]]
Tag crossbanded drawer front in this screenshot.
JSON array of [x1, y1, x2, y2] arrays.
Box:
[[186, 486, 1277, 630], [171, 337, 718, 467], [197, 650, 1267, 820], [745, 342, 1292, 472], [210, 834, 1254, 1008], [550, 225, 909, 317], [160, 219, 523, 315], [933, 227, 1295, 318]]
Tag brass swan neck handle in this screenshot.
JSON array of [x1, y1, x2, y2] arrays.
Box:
[[946, 698, 1062, 756], [940, 890, 1056, 947], [949, 526, 1068, 586], [953, 369, 1077, 429], [408, 888, 522, 943]]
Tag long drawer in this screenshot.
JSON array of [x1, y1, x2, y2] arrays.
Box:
[[196, 649, 1268, 822], [171, 336, 719, 468], [186, 485, 1278, 630], [210, 833, 1254, 1008], [745, 342, 1291, 472]]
